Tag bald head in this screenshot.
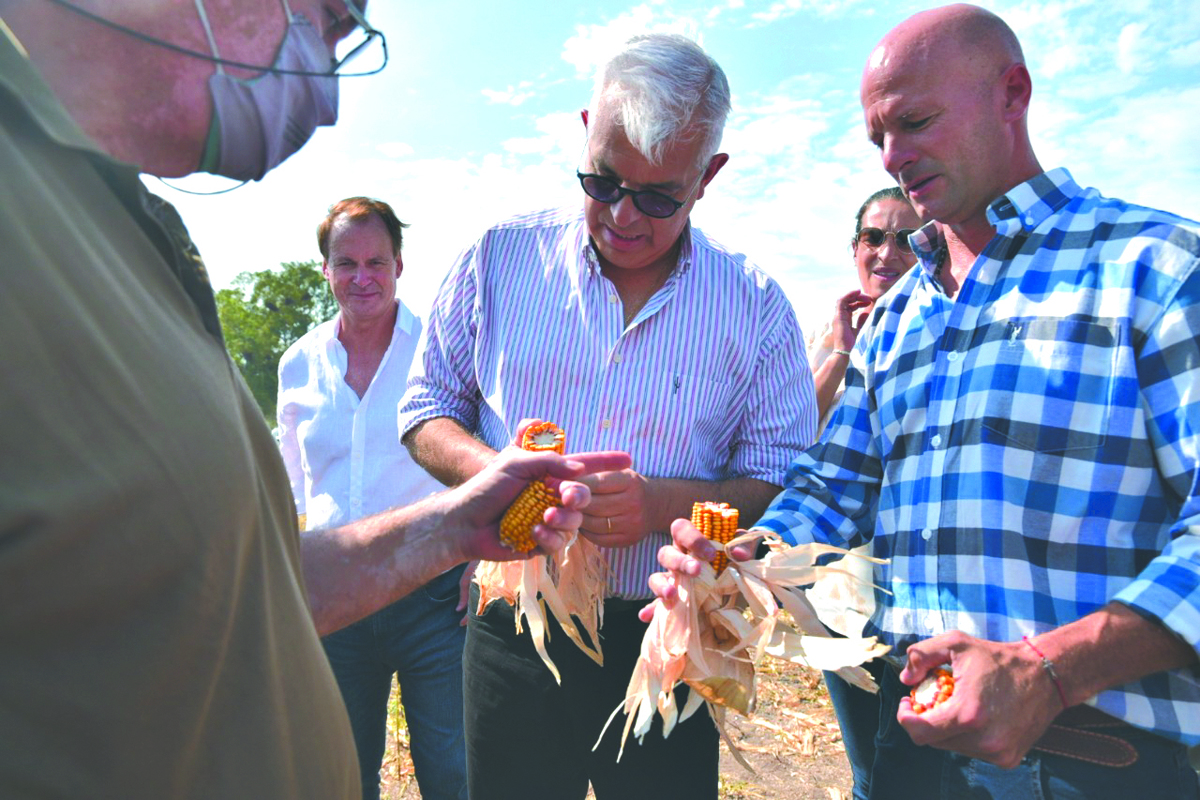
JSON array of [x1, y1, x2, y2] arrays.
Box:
[[859, 4, 1041, 239], [864, 4, 1023, 103]]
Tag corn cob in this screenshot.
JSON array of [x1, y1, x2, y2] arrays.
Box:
[[691, 501, 739, 575], [499, 423, 566, 553], [910, 667, 954, 713], [522, 421, 566, 455]]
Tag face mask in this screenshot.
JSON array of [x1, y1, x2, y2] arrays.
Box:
[[195, 0, 339, 181]]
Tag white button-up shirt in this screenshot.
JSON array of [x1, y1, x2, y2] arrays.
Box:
[[278, 300, 443, 529]]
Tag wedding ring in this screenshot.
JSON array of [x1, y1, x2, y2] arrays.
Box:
[[606, 517, 613, 532]]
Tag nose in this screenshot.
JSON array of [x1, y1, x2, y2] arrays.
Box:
[[878, 235, 904, 262], [881, 134, 914, 180], [353, 265, 372, 285], [609, 192, 642, 228]]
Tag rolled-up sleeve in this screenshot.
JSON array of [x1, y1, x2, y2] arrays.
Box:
[[1113, 257, 1200, 660], [399, 242, 485, 438]]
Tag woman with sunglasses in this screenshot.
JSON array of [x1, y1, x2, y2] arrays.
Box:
[[806, 186, 921, 800]]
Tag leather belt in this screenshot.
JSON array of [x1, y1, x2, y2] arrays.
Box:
[[1030, 705, 1138, 768]]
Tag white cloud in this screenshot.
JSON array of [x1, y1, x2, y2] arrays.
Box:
[[481, 81, 537, 106], [1115, 21, 1150, 75], [1169, 38, 1200, 68], [559, 4, 703, 77]]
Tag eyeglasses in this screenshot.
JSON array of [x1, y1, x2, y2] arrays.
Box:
[[332, 0, 389, 76], [856, 227, 916, 254], [576, 172, 700, 219]]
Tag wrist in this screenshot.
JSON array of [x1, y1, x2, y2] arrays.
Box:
[[1022, 635, 1070, 710]]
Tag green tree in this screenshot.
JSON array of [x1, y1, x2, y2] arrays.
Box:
[[216, 260, 336, 421]]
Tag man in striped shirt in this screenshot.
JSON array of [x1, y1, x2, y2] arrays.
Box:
[[659, 5, 1200, 799], [399, 33, 818, 800]]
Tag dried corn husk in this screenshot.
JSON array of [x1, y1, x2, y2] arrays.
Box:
[[475, 533, 608, 683], [600, 530, 891, 765]]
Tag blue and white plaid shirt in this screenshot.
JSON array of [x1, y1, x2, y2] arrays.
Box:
[[754, 169, 1200, 744]]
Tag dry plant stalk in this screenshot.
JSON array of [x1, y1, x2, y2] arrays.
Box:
[[476, 422, 609, 683], [600, 525, 891, 769]]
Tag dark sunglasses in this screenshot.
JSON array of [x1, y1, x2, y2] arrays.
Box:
[[856, 227, 916, 253], [576, 172, 694, 219]]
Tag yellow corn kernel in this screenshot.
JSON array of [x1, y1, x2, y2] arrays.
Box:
[[499, 480, 560, 553], [498, 422, 567, 552], [691, 501, 739, 575]]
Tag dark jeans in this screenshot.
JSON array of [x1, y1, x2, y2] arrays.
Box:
[[824, 660, 884, 800], [322, 564, 468, 800], [868, 665, 1200, 800], [464, 585, 719, 799]]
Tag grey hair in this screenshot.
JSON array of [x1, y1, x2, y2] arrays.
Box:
[[588, 33, 731, 167]]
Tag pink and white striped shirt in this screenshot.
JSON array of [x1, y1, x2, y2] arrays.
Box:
[[399, 207, 818, 598]]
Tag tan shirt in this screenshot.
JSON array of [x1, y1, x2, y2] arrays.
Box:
[[0, 28, 357, 798]]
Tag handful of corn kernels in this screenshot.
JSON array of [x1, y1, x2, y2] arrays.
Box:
[[910, 667, 955, 713]]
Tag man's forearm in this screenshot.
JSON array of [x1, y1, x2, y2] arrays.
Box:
[[644, 476, 780, 532], [301, 493, 462, 636], [1031, 601, 1197, 707], [403, 416, 497, 486]]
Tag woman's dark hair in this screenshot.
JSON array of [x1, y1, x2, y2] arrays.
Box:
[[854, 187, 909, 234]]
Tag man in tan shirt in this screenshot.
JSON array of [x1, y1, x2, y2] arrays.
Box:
[[0, 2, 627, 796]]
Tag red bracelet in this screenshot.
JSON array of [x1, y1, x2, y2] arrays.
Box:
[[1023, 635, 1069, 710]]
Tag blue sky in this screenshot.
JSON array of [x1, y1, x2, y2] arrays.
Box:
[[157, 0, 1200, 327]]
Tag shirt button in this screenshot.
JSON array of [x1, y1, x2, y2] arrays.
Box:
[[612, 352, 623, 364], [601, 419, 612, 429], [608, 294, 619, 304], [921, 528, 932, 540], [947, 351, 960, 362], [931, 434, 943, 448]]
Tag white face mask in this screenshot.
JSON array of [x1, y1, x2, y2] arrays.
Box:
[[195, 0, 339, 181]]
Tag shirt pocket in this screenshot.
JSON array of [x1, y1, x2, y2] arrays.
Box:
[[978, 318, 1118, 454], [632, 369, 736, 477]]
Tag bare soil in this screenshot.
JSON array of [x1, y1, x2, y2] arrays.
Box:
[[380, 658, 853, 800]]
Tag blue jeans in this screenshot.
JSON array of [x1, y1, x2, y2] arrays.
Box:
[[321, 564, 468, 800], [824, 661, 884, 800], [869, 666, 1200, 800]]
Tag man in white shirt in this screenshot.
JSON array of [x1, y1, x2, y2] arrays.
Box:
[[277, 197, 465, 800]]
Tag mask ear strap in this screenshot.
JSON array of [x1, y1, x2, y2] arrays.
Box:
[[192, 0, 225, 76]]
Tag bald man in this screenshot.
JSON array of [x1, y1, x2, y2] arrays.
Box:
[[657, 4, 1200, 798]]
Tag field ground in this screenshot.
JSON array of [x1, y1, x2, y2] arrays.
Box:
[[379, 657, 854, 800]]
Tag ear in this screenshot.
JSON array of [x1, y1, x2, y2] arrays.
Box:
[[322, 259, 331, 279], [1000, 62, 1032, 123], [695, 153, 730, 200], [395, 254, 403, 278], [580, 108, 589, 129]]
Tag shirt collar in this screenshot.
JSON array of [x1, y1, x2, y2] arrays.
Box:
[[908, 167, 1080, 277], [578, 214, 696, 282], [326, 299, 409, 352]]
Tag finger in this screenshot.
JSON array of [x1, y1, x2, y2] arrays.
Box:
[[669, 518, 715, 560], [511, 418, 542, 446], [542, 505, 582, 532], [900, 638, 955, 685], [647, 572, 679, 608], [637, 600, 658, 623], [657, 544, 705, 576], [557, 481, 592, 510], [573, 468, 633, 493], [544, 451, 632, 483], [531, 524, 567, 553], [728, 533, 761, 562]]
